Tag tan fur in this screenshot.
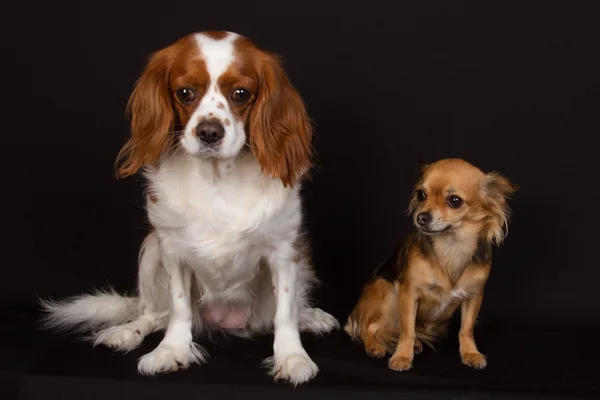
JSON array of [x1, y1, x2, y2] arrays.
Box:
[[345, 158, 517, 371]]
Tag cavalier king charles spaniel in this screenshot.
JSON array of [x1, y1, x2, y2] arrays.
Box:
[[42, 31, 339, 385]]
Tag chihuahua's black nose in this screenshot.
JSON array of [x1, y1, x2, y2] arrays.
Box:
[[416, 212, 431, 226], [197, 121, 225, 144]]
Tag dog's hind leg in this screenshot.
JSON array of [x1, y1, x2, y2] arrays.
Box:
[[94, 231, 169, 352]]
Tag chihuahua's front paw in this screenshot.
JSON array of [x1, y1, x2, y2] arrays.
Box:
[[388, 354, 412, 371], [461, 352, 487, 369]]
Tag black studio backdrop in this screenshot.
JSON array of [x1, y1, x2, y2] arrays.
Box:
[[2, 0, 599, 333]]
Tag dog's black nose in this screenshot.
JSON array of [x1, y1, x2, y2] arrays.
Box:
[[416, 212, 431, 226], [196, 121, 225, 144]]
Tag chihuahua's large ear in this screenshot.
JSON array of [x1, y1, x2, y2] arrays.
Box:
[[116, 46, 176, 178], [481, 171, 519, 244], [249, 53, 312, 187]]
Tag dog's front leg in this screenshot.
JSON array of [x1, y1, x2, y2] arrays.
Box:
[[459, 292, 487, 369], [389, 284, 418, 371], [137, 252, 206, 375], [266, 242, 318, 385]]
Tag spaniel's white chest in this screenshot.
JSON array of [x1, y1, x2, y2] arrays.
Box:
[[143, 155, 300, 291]]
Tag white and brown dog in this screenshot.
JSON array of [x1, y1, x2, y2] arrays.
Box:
[[41, 31, 338, 385]]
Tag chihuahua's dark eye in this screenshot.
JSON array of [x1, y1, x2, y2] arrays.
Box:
[[231, 88, 251, 104], [447, 195, 463, 208], [416, 190, 426, 202], [176, 88, 196, 105]]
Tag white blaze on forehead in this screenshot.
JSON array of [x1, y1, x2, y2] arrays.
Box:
[[181, 32, 246, 160], [194, 32, 238, 85]]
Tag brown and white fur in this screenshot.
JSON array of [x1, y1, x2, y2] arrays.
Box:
[[344, 159, 517, 371], [40, 31, 339, 385]]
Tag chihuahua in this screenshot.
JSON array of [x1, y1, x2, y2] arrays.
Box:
[[344, 158, 517, 371]]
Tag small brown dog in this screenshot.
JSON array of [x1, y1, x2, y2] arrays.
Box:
[[344, 158, 517, 371]]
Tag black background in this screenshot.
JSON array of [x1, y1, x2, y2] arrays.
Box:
[[2, 0, 600, 338], [3, 1, 600, 398]]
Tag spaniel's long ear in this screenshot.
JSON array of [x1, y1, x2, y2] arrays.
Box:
[[481, 171, 519, 244], [116, 46, 176, 178], [249, 53, 312, 187]]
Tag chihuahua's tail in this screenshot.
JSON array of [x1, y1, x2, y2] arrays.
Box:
[[366, 322, 443, 354], [415, 324, 447, 352]]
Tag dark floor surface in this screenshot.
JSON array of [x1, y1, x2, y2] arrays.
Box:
[[2, 307, 598, 399]]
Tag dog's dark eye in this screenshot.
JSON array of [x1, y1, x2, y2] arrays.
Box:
[[416, 190, 426, 202], [176, 88, 196, 105], [447, 195, 463, 208], [231, 88, 251, 104]]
